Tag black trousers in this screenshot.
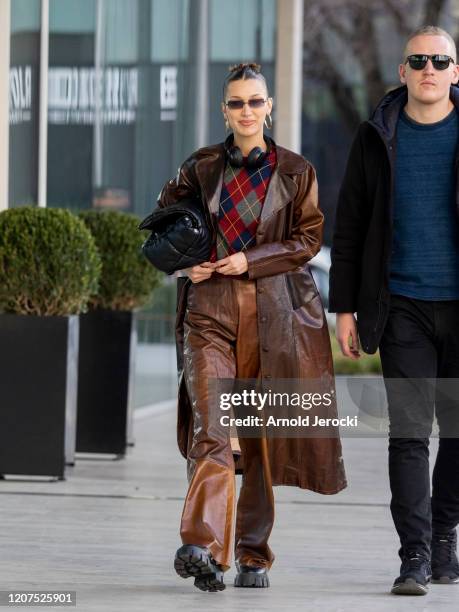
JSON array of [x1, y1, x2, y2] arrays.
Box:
[[379, 294, 459, 559]]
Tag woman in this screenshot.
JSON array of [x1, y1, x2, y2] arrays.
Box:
[[157, 63, 347, 592]]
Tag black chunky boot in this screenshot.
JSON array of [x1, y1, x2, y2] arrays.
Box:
[[174, 544, 225, 592], [234, 561, 270, 588]]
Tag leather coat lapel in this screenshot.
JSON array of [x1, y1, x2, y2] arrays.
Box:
[[259, 167, 298, 223], [194, 140, 300, 220], [195, 146, 225, 215]]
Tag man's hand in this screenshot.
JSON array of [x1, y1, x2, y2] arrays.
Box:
[[336, 313, 361, 359], [214, 253, 248, 275], [183, 262, 216, 283]]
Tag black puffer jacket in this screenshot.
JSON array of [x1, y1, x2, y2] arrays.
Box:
[[329, 84, 459, 354]]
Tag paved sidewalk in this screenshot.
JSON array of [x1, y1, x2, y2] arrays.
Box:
[[1, 400, 458, 611]]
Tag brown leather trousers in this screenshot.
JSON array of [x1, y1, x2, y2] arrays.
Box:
[[180, 274, 275, 571]]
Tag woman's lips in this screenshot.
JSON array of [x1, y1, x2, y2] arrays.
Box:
[[239, 121, 256, 126]]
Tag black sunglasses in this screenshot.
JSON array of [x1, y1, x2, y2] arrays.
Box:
[[405, 54, 455, 71], [224, 98, 267, 110]]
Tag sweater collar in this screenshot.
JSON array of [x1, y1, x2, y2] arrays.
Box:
[[368, 83, 459, 144]]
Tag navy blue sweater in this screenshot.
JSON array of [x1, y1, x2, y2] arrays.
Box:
[[389, 108, 459, 300]]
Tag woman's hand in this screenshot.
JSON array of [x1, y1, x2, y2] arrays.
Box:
[[214, 253, 248, 275], [183, 262, 216, 283]]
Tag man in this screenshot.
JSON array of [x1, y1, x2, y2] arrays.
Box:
[[330, 25, 459, 596]]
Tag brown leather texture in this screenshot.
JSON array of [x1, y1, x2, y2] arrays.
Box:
[[180, 277, 274, 569], [158, 139, 347, 496]]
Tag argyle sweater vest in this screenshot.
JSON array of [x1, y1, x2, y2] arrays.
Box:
[[210, 145, 277, 262]]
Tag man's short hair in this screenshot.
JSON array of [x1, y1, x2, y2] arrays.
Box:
[[403, 25, 457, 63]]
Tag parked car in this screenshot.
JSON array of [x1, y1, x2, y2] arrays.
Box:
[[309, 246, 335, 328]]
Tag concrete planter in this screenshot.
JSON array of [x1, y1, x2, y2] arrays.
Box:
[[76, 309, 136, 456], [0, 313, 79, 479]]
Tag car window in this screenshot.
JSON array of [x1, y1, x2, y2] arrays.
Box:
[[310, 265, 329, 308]]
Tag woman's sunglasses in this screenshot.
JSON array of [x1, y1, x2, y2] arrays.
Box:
[[405, 54, 455, 71], [224, 98, 267, 110]]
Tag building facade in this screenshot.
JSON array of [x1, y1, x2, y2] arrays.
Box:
[[0, 0, 303, 406]]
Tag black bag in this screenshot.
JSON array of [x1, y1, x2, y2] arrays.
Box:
[[138, 196, 212, 274]]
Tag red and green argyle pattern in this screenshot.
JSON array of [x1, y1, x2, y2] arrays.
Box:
[[210, 145, 277, 262]]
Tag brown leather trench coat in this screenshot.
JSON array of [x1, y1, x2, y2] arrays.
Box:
[[157, 138, 347, 495]]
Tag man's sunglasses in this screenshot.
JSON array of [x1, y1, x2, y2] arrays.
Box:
[[224, 98, 267, 110], [405, 54, 455, 71]]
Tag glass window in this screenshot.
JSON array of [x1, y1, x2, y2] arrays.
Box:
[[11, 0, 41, 33], [209, 0, 275, 62], [105, 0, 139, 64], [260, 0, 275, 62], [47, 0, 183, 214], [209, 0, 257, 61], [9, 0, 41, 207], [150, 0, 189, 62], [49, 0, 95, 33], [206, 0, 276, 147], [48, 0, 96, 210]]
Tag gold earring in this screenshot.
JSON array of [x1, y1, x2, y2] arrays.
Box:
[[224, 117, 230, 132], [264, 114, 273, 129]]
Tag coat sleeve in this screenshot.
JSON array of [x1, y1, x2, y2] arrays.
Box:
[[154, 155, 201, 278], [156, 155, 200, 209], [328, 125, 367, 313], [244, 162, 324, 280]]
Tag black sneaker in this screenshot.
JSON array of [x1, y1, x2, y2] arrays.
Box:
[[234, 561, 270, 588], [174, 544, 225, 592], [432, 529, 459, 584], [391, 552, 431, 595]]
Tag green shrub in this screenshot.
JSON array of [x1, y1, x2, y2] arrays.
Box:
[[78, 210, 161, 311], [0, 206, 101, 316]]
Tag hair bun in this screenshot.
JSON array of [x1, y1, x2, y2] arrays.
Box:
[[228, 62, 261, 74]]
